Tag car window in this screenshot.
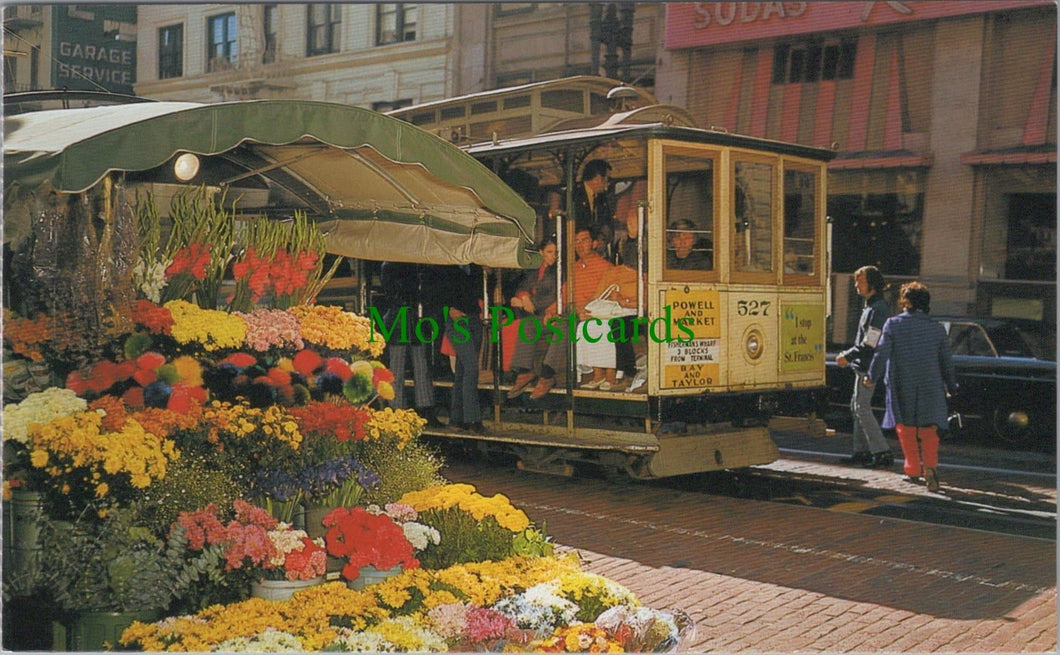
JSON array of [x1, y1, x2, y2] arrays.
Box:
[[948, 323, 996, 357], [993, 323, 1057, 360]]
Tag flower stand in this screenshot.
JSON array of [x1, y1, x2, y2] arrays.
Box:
[[250, 576, 326, 601], [346, 564, 403, 591], [52, 609, 160, 651]]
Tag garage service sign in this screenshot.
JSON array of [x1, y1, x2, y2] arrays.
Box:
[[52, 5, 136, 94], [663, 288, 721, 389]]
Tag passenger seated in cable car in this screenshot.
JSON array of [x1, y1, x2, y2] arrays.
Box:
[[501, 236, 558, 375], [666, 218, 712, 270], [577, 263, 644, 392], [509, 226, 614, 401]]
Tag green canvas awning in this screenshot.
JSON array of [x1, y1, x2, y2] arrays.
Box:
[[3, 99, 539, 268]]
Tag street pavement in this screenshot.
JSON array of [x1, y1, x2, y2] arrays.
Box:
[[443, 456, 1057, 652]]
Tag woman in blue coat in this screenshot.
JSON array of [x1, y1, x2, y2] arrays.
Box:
[[866, 282, 957, 492]]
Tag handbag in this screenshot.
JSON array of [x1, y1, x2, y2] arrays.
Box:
[[584, 284, 637, 319]]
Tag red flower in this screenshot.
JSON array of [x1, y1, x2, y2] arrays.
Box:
[[131, 300, 174, 335], [266, 367, 291, 387], [323, 357, 353, 381], [372, 366, 395, 385], [122, 387, 145, 408], [167, 243, 211, 281], [166, 384, 203, 414], [221, 352, 258, 369], [133, 368, 158, 387], [66, 370, 89, 395], [137, 352, 167, 371], [292, 349, 323, 377], [322, 506, 418, 581]]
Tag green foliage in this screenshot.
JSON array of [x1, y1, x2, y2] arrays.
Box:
[[39, 508, 198, 613], [297, 431, 355, 468], [132, 455, 244, 534], [414, 507, 513, 570], [355, 438, 444, 506], [511, 523, 555, 558]]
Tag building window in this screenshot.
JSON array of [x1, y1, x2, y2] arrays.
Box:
[[207, 13, 237, 72], [377, 4, 417, 45], [307, 4, 340, 56], [1004, 193, 1056, 281], [773, 39, 856, 84], [829, 191, 923, 276], [158, 24, 183, 79], [494, 3, 536, 17], [263, 5, 278, 64]]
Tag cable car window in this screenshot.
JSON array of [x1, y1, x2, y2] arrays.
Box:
[[783, 167, 817, 278], [733, 160, 774, 274], [663, 153, 715, 279]]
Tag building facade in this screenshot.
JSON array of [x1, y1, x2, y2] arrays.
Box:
[[134, 3, 467, 108], [656, 1, 1056, 336], [132, 3, 662, 106]]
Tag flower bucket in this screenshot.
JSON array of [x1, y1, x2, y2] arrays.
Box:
[[303, 504, 334, 540], [51, 609, 160, 651], [346, 564, 402, 591], [2, 489, 45, 596], [250, 575, 325, 601]]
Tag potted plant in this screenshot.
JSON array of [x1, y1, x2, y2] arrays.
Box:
[[321, 506, 419, 588]]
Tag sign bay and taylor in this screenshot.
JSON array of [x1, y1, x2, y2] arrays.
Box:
[[662, 288, 824, 389]]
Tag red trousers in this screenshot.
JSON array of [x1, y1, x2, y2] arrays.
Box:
[[895, 424, 939, 477]]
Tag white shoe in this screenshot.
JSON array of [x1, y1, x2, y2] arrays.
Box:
[[598, 381, 612, 391], [629, 374, 646, 392], [581, 379, 605, 390]]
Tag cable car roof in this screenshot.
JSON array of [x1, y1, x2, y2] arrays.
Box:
[[466, 122, 838, 163], [3, 99, 540, 268]]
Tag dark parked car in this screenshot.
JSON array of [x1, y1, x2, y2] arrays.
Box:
[[825, 317, 1056, 451]]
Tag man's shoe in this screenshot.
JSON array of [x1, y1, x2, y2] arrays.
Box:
[[843, 451, 873, 466], [507, 373, 537, 399], [903, 475, 922, 484], [868, 451, 895, 469], [464, 421, 486, 435], [924, 467, 940, 492], [528, 377, 555, 400]]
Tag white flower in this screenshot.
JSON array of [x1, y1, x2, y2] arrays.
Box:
[[492, 583, 579, 632], [265, 528, 312, 568], [132, 257, 169, 304], [402, 521, 440, 551], [3, 387, 88, 444]]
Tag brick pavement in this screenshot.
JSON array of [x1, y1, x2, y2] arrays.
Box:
[[443, 459, 1057, 652]]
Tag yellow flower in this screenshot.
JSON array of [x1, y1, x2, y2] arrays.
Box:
[[95, 482, 109, 498], [172, 355, 204, 387], [29, 450, 48, 467], [376, 381, 395, 401]]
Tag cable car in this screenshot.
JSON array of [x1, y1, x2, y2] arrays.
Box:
[[382, 78, 837, 479]]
